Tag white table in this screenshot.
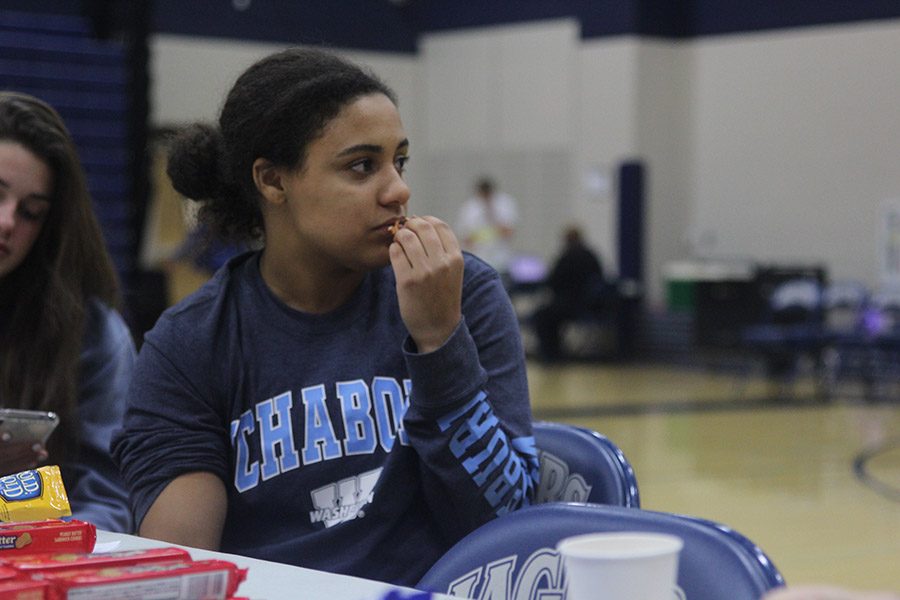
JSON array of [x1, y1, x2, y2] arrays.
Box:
[[95, 530, 438, 600]]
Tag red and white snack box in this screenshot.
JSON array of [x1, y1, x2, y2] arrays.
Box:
[[0, 568, 16, 581], [0, 579, 50, 599], [40, 559, 247, 600], [0, 547, 191, 574], [0, 521, 95, 555]]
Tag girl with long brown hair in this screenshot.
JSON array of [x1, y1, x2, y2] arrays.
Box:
[[0, 91, 134, 532]]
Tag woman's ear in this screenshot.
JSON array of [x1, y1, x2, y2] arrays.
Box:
[[252, 158, 286, 205]]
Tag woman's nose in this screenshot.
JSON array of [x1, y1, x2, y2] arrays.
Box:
[[0, 201, 15, 235], [380, 169, 410, 208]]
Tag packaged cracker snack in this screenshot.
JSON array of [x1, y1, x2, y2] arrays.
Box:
[[0, 521, 95, 555], [41, 559, 247, 600], [0, 467, 70, 523], [0, 547, 190, 573], [0, 579, 50, 600]]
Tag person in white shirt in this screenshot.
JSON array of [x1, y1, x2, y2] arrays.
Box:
[[456, 177, 518, 279]]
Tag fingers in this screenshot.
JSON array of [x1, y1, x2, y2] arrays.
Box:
[[0, 443, 47, 475], [394, 219, 435, 268], [33, 443, 49, 463], [391, 216, 460, 263], [388, 215, 465, 352], [389, 239, 412, 272], [427, 216, 461, 255]]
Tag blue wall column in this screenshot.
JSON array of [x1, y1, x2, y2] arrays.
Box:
[[616, 160, 645, 359]]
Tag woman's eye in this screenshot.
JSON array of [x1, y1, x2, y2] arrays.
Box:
[[350, 158, 374, 175], [395, 155, 410, 174], [18, 204, 48, 222]]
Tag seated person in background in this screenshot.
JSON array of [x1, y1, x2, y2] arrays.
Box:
[[532, 225, 606, 362], [762, 585, 899, 600], [112, 47, 538, 586], [0, 92, 135, 532]]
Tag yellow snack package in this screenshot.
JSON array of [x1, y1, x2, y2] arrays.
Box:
[[0, 465, 71, 522]]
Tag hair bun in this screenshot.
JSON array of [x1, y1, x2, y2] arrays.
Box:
[[165, 123, 227, 201]]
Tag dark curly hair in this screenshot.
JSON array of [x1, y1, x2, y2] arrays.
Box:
[[166, 47, 397, 242]]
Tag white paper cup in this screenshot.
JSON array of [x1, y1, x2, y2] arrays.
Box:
[[557, 532, 684, 600]]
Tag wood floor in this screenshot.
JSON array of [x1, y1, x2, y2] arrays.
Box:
[[526, 359, 900, 592]]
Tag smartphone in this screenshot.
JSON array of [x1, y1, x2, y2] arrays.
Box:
[[0, 408, 60, 446]]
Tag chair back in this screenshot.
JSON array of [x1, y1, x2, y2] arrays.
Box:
[[533, 422, 639, 507], [767, 278, 822, 324], [866, 285, 900, 335], [417, 503, 784, 600], [822, 280, 869, 334]]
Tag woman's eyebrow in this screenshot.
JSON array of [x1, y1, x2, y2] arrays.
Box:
[[0, 177, 52, 202], [336, 144, 382, 157], [336, 138, 410, 157]]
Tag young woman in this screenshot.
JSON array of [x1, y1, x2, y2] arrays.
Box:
[[112, 48, 539, 585], [0, 92, 134, 532]]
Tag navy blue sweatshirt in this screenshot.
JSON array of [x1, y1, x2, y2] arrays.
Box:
[[113, 251, 538, 585]]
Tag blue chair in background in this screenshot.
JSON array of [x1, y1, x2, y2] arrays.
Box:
[[821, 280, 869, 337], [818, 280, 871, 393], [533, 421, 639, 507], [417, 503, 784, 600], [854, 285, 900, 393], [818, 283, 900, 397]]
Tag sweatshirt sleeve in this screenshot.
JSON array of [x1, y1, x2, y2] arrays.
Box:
[[111, 306, 233, 531], [401, 257, 539, 538], [66, 299, 136, 532]]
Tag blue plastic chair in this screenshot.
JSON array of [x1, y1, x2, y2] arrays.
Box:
[[533, 421, 639, 507], [818, 280, 871, 392], [821, 281, 869, 335], [417, 503, 784, 600], [846, 285, 900, 393]]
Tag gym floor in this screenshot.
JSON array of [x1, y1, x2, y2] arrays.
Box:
[[527, 360, 900, 591]]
